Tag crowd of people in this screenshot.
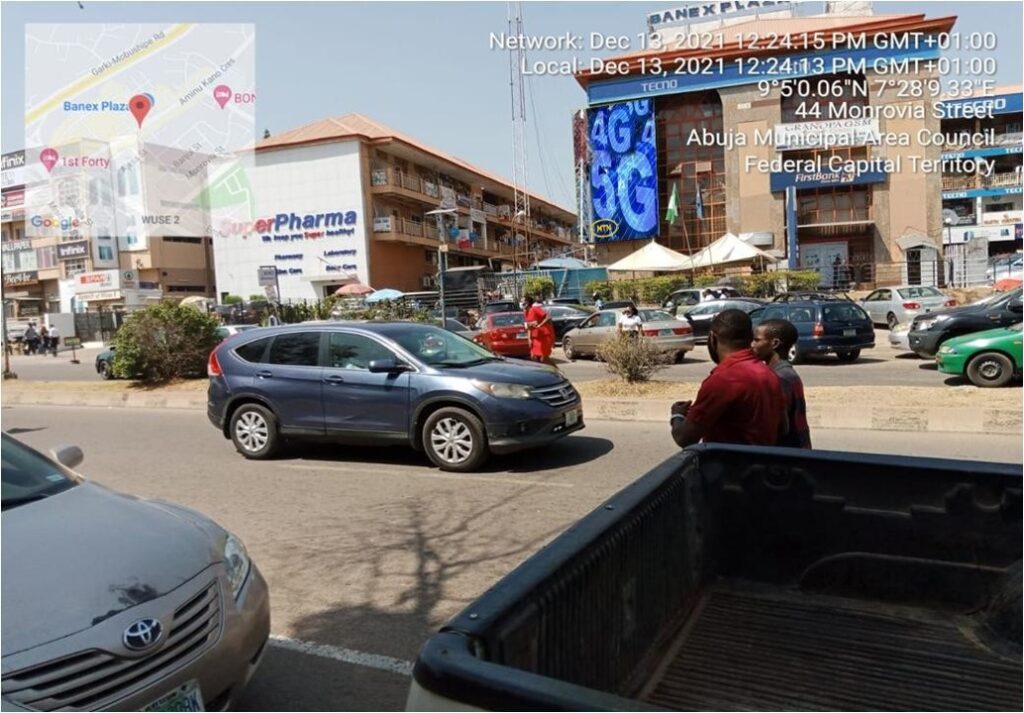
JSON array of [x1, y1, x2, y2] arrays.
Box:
[[670, 308, 811, 451], [12, 323, 61, 356]]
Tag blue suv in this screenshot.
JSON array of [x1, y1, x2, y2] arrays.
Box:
[[206, 322, 584, 472]]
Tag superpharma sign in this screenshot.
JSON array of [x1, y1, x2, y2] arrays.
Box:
[[589, 100, 659, 242]]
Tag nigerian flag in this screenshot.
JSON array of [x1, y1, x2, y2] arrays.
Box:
[[665, 182, 680, 224]]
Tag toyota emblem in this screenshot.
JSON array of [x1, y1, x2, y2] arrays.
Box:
[[123, 618, 163, 651]]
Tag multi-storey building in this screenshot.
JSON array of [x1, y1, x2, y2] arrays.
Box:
[[212, 113, 577, 301]]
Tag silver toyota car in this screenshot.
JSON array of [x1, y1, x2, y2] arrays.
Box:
[[1, 434, 269, 711]]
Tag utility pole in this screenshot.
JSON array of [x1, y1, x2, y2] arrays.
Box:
[[427, 208, 457, 322], [2, 277, 17, 379]]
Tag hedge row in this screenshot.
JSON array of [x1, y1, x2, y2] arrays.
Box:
[[585, 270, 823, 303]]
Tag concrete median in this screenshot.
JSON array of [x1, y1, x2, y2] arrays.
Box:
[[2, 381, 1020, 435]]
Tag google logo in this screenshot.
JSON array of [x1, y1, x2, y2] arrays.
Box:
[[31, 215, 82, 230]]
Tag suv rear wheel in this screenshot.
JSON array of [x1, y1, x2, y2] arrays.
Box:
[[422, 407, 488, 472], [98, 360, 113, 380], [787, 344, 804, 365], [886, 312, 898, 330], [966, 352, 1015, 388], [230, 403, 279, 459]]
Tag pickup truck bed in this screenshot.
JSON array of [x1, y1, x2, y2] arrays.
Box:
[[643, 580, 1018, 710], [409, 446, 1022, 711]]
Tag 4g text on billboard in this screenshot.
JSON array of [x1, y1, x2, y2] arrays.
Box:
[[589, 100, 659, 242]]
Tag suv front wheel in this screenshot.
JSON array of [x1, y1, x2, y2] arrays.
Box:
[[422, 407, 488, 472]]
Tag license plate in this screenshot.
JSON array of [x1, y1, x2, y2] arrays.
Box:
[[517, 331, 528, 339], [659, 329, 673, 336], [144, 681, 204, 712], [843, 329, 856, 336], [565, 410, 579, 426]]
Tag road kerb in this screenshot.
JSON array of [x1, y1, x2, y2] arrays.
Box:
[[2, 391, 1019, 435]]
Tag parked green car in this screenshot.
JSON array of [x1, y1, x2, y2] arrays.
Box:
[[936, 323, 1023, 387]]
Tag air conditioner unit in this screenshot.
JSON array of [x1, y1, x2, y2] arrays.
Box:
[[421, 275, 436, 288]]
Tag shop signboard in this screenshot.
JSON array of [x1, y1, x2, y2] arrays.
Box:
[[775, 118, 880, 151], [770, 169, 887, 192], [57, 240, 90, 260], [1, 151, 26, 189], [3, 271, 38, 287], [74, 269, 120, 294]]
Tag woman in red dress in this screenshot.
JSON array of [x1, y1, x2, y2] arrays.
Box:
[[523, 295, 556, 365]]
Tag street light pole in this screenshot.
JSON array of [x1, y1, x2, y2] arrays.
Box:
[[427, 208, 457, 322], [2, 277, 17, 379], [943, 216, 955, 287]]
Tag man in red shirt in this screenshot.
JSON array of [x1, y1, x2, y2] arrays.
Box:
[[671, 309, 786, 448]]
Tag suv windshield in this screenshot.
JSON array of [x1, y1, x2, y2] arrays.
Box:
[[389, 324, 498, 366], [2, 435, 77, 510]]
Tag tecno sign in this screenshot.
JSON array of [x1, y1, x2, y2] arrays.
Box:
[[74, 269, 119, 293]]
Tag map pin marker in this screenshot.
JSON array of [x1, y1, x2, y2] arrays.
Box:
[[213, 85, 232, 109], [40, 148, 59, 173], [129, 94, 153, 128]]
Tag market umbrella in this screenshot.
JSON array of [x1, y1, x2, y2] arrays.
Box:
[[994, 278, 1022, 292], [335, 283, 374, 296], [365, 288, 404, 303]]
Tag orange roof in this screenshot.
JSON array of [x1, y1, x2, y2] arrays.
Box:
[[576, 12, 957, 87], [256, 113, 575, 217]]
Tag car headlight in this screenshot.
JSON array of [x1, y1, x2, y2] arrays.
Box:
[[916, 319, 937, 330], [938, 345, 956, 354], [471, 380, 533, 399], [224, 533, 251, 599]]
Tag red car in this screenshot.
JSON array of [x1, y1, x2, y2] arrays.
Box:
[[474, 312, 530, 357]]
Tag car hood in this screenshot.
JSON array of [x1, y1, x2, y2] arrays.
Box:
[[1, 482, 220, 657], [430, 359, 564, 386]]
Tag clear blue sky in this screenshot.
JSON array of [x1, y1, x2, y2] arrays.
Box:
[[2, 1, 1021, 210]]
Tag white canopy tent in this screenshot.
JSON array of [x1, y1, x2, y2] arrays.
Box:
[[687, 233, 778, 270], [607, 240, 693, 272]]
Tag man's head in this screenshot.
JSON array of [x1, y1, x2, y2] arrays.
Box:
[[752, 318, 798, 363], [708, 309, 753, 364]]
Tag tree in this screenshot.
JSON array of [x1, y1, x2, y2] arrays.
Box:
[[111, 303, 221, 383], [222, 294, 243, 305]]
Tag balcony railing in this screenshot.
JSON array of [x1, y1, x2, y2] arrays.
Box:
[[942, 175, 977, 190], [371, 168, 439, 203], [984, 172, 1023, 188]]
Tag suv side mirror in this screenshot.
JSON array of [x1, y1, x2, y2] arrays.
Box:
[[1008, 299, 1023, 314], [368, 358, 410, 374], [51, 445, 84, 470]]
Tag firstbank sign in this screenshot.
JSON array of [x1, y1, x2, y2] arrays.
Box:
[[649, 0, 791, 26]]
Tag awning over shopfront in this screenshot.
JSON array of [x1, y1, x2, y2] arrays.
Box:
[[687, 233, 778, 270], [895, 234, 941, 252], [607, 240, 693, 272]]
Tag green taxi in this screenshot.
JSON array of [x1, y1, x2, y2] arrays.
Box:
[[936, 323, 1023, 387]]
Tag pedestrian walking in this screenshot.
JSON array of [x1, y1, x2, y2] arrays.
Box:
[[669, 309, 786, 448], [593, 291, 603, 310], [267, 308, 281, 326], [23, 323, 39, 355], [46, 324, 60, 356], [751, 319, 812, 449], [39, 326, 49, 355], [617, 305, 643, 338], [523, 294, 555, 365]]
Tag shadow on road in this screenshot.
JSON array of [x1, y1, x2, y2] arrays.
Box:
[[894, 353, 923, 360], [918, 362, 939, 371], [799, 356, 888, 367], [5, 427, 47, 435], [276, 491, 569, 666], [282, 433, 612, 474]]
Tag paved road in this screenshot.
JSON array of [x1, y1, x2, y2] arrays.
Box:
[[4, 405, 1019, 710], [5, 333, 946, 388]]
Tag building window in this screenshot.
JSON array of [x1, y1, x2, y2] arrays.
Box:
[[796, 186, 871, 225], [36, 246, 58, 269], [656, 90, 726, 252], [166, 285, 207, 292], [97, 245, 115, 261], [63, 258, 86, 277], [164, 236, 203, 244]]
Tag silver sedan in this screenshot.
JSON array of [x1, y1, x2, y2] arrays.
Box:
[[1, 434, 270, 712], [860, 285, 954, 329], [561, 309, 696, 362]]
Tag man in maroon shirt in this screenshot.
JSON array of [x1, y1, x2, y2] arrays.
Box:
[[671, 309, 786, 448]]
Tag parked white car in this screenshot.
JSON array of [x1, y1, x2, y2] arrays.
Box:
[[860, 285, 955, 329]]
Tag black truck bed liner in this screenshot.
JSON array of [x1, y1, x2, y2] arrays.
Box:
[[642, 580, 1022, 712]]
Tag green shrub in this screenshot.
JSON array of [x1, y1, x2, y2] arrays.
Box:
[[595, 333, 672, 383], [111, 302, 221, 383], [248, 294, 265, 302], [524, 276, 555, 300], [222, 294, 243, 305]]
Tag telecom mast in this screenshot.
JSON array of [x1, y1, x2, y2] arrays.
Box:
[[507, 1, 531, 273]]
